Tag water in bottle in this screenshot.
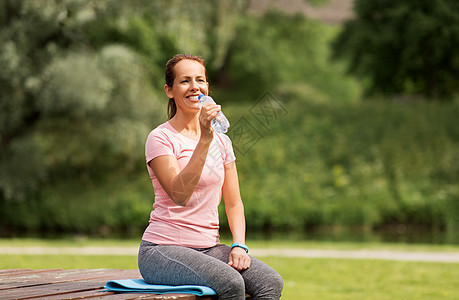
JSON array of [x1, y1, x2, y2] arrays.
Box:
[[198, 94, 230, 133]]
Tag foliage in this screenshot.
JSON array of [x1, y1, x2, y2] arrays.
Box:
[[83, 0, 248, 89], [221, 98, 458, 241], [0, 172, 152, 236], [0, 0, 161, 204], [3, 97, 456, 241], [0, 0, 457, 243], [0, 0, 251, 205], [332, 0, 459, 99], [225, 10, 360, 102]]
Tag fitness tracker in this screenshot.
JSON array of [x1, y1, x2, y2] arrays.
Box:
[[230, 243, 249, 253]]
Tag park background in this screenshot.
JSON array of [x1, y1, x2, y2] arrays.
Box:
[[1, 0, 458, 245], [2, 1, 459, 299]]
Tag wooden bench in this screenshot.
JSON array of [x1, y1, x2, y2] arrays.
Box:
[[0, 268, 218, 299]]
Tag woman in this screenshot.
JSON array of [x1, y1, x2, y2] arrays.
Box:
[[138, 54, 283, 300]]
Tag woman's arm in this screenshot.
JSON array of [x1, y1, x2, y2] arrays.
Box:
[[148, 104, 219, 206], [149, 138, 211, 206], [222, 161, 251, 271]]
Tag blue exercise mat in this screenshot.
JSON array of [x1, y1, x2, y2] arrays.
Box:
[[104, 278, 216, 296]]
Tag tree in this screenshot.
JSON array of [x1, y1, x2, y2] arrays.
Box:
[[332, 0, 459, 100], [0, 0, 161, 202], [0, 0, 253, 234]]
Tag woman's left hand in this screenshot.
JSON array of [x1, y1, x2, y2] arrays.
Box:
[[228, 247, 251, 271]]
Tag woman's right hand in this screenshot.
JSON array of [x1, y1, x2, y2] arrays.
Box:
[[199, 102, 221, 140], [149, 103, 219, 206]]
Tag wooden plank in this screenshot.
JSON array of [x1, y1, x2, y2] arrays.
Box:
[[30, 289, 201, 300], [0, 269, 136, 299], [33, 289, 201, 300], [0, 269, 217, 300], [0, 269, 33, 274], [1, 280, 104, 299], [0, 269, 139, 291], [0, 269, 85, 283], [0, 269, 68, 290], [0, 268, 62, 278], [1, 268, 139, 282]]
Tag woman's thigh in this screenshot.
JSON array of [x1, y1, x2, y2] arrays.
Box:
[[138, 241, 246, 299]]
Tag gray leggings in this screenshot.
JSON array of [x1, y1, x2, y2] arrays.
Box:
[[138, 240, 283, 300]]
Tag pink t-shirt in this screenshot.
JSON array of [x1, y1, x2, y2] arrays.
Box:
[[142, 121, 236, 248]]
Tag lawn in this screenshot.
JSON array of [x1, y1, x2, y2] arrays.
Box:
[[1, 239, 458, 299], [264, 256, 458, 300]]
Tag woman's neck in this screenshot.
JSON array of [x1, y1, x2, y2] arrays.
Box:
[[168, 111, 201, 140]]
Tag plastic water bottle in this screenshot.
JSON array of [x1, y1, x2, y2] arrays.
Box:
[[198, 94, 230, 134]]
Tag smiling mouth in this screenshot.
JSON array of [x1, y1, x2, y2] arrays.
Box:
[[187, 95, 200, 102]]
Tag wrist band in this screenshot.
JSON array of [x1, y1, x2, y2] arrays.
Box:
[[231, 243, 249, 253]]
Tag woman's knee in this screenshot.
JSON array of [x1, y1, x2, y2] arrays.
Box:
[[269, 271, 284, 297], [264, 270, 283, 297], [260, 271, 283, 299], [216, 272, 246, 300], [244, 259, 284, 299]]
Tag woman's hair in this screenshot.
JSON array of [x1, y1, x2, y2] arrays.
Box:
[[165, 54, 207, 120]]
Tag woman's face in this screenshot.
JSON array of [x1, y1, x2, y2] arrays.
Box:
[[165, 59, 209, 114]]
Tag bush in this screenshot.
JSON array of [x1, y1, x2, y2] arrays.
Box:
[[2, 97, 457, 240], [0, 173, 153, 237], [222, 96, 458, 239]]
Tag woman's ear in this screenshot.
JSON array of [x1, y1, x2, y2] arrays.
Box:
[[164, 84, 173, 99]]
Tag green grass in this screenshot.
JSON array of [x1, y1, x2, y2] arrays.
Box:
[[264, 257, 459, 300], [1, 239, 459, 299]]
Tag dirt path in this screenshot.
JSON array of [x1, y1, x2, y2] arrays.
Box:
[[1, 246, 458, 263]]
